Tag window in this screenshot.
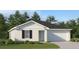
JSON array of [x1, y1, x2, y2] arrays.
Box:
[[22, 30, 32, 39], [25, 30, 30, 38]]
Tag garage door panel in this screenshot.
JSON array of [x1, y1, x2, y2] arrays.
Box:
[[47, 30, 69, 42]]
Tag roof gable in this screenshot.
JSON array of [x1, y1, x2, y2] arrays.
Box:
[[8, 20, 49, 32]]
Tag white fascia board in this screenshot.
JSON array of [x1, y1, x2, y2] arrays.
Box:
[[48, 29, 72, 30]]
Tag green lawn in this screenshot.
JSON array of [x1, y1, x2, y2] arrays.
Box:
[[0, 43, 59, 49]]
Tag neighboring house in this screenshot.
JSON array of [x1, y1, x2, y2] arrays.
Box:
[[8, 20, 72, 42]]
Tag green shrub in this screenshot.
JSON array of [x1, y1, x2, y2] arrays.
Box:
[[8, 39, 15, 44], [34, 41, 43, 44], [0, 41, 5, 45], [29, 41, 35, 44], [71, 38, 79, 42], [0, 39, 43, 45], [7, 40, 29, 44], [14, 40, 29, 44], [14, 41, 41, 44], [0, 39, 9, 45], [25, 40, 29, 43], [21, 40, 29, 44], [29, 41, 42, 44]]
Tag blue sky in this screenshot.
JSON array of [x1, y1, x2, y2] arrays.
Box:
[[0, 10, 79, 22]]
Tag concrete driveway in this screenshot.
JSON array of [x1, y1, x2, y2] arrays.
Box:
[[51, 42, 79, 49]]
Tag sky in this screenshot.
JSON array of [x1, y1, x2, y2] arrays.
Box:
[[0, 10, 79, 22]]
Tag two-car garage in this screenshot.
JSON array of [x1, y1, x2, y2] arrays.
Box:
[[47, 29, 71, 42]]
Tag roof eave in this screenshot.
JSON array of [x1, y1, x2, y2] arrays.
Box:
[[48, 29, 72, 30]]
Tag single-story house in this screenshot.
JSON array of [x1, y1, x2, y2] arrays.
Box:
[[8, 20, 72, 42]]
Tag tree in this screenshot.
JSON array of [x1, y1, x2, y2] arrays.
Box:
[[23, 12, 29, 19], [58, 21, 66, 28], [14, 11, 21, 18], [46, 16, 56, 23], [8, 11, 29, 29], [69, 20, 76, 26], [76, 18, 79, 25], [20, 12, 29, 23], [0, 14, 6, 31], [0, 14, 7, 39], [31, 12, 40, 21], [65, 20, 77, 38], [8, 15, 15, 29]]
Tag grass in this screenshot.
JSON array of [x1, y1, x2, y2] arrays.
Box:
[[0, 43, 59, 49]]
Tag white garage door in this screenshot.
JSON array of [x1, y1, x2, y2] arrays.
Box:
[[47, 30, 70, 42]]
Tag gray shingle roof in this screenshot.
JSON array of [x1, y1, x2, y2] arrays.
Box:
[[35, 20, 67, 29]]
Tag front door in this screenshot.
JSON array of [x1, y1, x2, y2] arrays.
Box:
[[39, 30, 44, 42]]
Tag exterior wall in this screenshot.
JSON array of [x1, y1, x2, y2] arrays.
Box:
[[9, 30, 22, 41], [47, 30, 71, 42], [9, 22, 48, 41], [44, 30, 47, 42]]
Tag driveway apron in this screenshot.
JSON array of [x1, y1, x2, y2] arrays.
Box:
[[51, 42, 79, 49]]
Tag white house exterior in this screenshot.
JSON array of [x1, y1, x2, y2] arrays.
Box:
[[8, 20, 72, 42]]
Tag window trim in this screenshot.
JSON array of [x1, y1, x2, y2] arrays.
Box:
[[22, 30, 25, 38], [30, 30, 32, 39], [22, 30, 32, 39]]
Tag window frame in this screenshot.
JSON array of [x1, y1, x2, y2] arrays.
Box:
[[22, 30, 32, 39]]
